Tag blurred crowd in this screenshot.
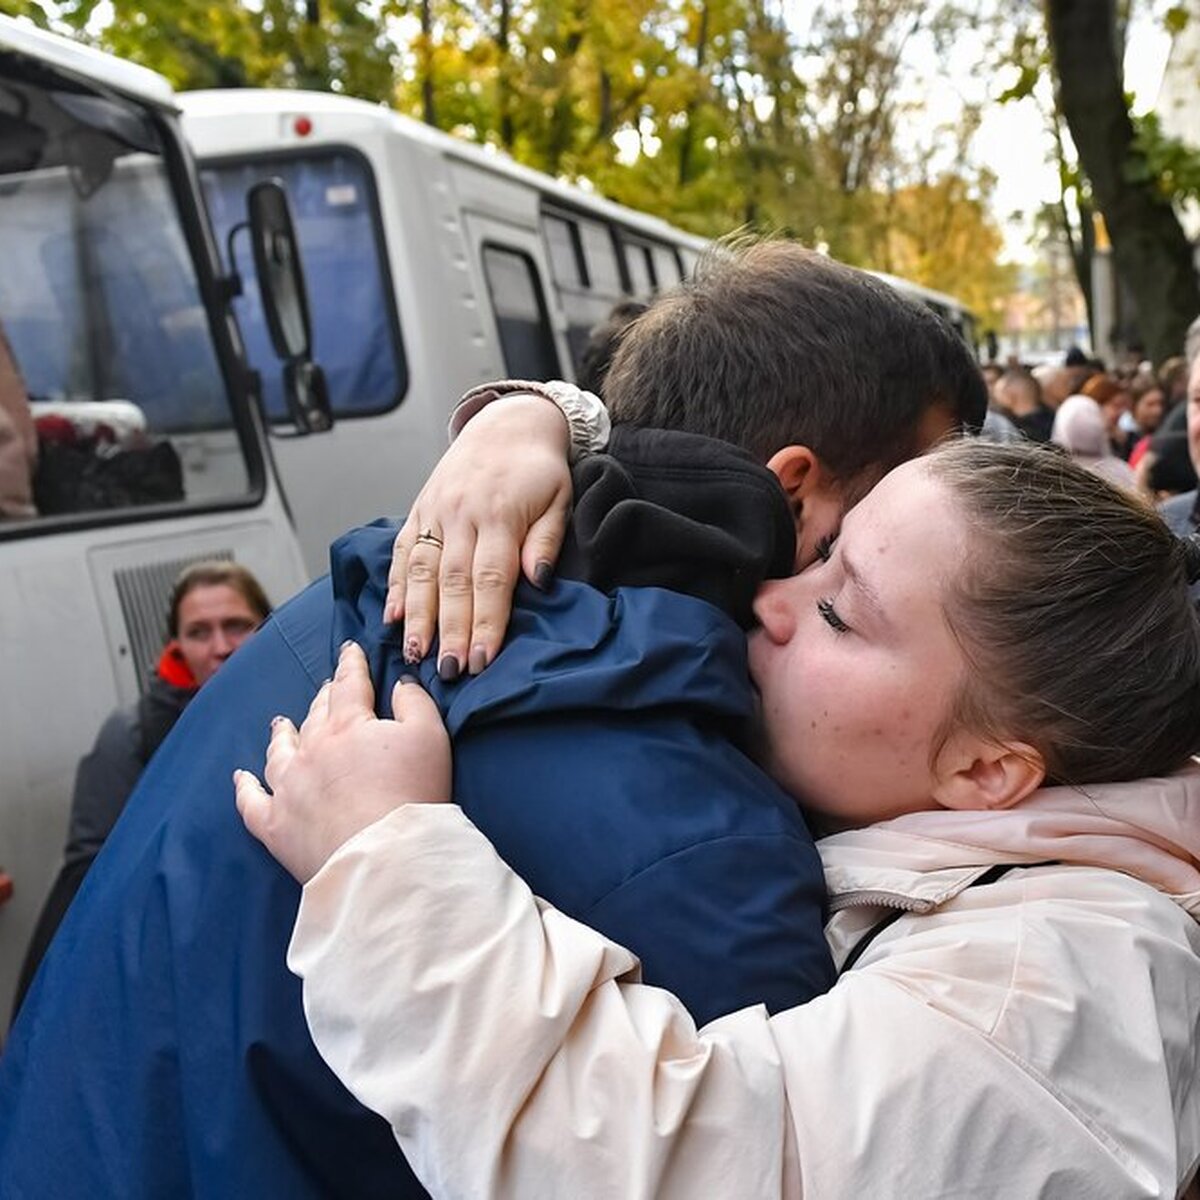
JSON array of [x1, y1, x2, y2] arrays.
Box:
[[980, 325, 1200, 513]]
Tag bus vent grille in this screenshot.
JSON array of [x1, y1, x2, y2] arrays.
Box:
[[114, 551, 234, 695]]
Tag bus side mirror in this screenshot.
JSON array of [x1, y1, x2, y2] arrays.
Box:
[[247, 180, 332, 434]]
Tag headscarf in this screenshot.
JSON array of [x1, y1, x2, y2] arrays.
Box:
[[1051, 395, 1138, 490]]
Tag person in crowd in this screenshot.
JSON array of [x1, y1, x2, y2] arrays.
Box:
[[1138, 401, 1199, 499], [1160, 355, 1191, 411], [1033, 360, 1094, 410], [1124, 372, 1168, 466], [980, 360, 1003, 401], [240, 436, 1200, 1200], [574, 299, 648, 396], [1077, 372, 1132, 457], [1050, 392, 1137, 490], [10, 559, 272, 1022], [0, 242, 985, 1200], [1158, 353, 1200, 601], [991, 367, 1053, 441], [0, 322, 37, 519]]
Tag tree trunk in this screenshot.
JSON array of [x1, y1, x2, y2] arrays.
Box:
[[1046, 0, 1199, 363], [678, 3, 709, 188], [496, 0, 514, 150], [420, 0, 436, 127]]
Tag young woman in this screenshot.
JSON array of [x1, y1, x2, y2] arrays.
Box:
[[13, 561, 271, 1021], [238, 439, 1200, 1198]]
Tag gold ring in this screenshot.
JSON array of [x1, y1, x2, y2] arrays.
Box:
[[415, 529, 444, 550]]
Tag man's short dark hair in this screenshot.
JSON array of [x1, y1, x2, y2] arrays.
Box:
[[603, 240, 986, 480], [576, 300, 649, 397]]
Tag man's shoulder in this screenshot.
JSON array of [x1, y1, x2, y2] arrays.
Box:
[[1158, 489, 1198, 534]]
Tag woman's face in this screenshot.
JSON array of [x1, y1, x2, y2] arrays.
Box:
[[176, 583, 262, 686], [747, 459, 970, 828], [1133, 388, 1165, 433]]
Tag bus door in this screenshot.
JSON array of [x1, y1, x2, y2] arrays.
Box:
[[0, 20, 317, 1016], [462, 215, 567, 383]]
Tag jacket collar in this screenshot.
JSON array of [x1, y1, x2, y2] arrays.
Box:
[[820, 761, 1200, 920]]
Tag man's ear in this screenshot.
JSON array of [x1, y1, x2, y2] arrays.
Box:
[[931, 732, 1046, 812], [766, 446, 845, 569], [765, 444, 823, 506]]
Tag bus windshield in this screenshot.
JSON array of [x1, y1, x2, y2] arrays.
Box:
[[0, 68, 251, 525]]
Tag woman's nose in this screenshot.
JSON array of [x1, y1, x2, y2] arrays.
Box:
[[752, 578, 798, 645]]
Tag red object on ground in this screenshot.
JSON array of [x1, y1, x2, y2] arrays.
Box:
[[0, 872, 13, 905]]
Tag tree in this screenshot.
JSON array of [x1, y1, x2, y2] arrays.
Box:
[[1045, 0, 1200, 362]]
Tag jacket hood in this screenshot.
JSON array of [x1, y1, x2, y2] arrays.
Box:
[[823, 761, 1200, 918]]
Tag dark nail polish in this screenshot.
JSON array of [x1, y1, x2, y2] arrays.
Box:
[[534, 560, 553, 590], [339, 639, 355, 655], [468, 645, 487, 675], [399, 672, 419, 685], [438, 654, 460, 683], [404, 636, 421, 665]]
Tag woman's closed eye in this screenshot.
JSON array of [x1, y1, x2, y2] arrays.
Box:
[[815, 534, 838, 562], [817, 597, 851, 634]]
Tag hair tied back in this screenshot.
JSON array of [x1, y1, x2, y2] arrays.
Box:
[[1182, 534, 1200, 585]]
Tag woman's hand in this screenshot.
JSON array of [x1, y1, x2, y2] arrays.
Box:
[[387, 395, 573, 680], [236, 642, 451, 884]]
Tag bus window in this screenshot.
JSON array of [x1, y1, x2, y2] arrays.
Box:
[[619, 237, 657, 297], [678, 247, 700, 279], [578, 220, 623, 296], [201, 150, 406, 420], [544, 213, 587, 289], [652, 243, 680, 288], [481, 244, 560, 381], [0, 79, 252, 524]]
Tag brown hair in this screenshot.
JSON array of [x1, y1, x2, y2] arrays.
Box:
[[603, 239, 986, 481], [168, 560, 271, 637], [926, 439, 1200, 785], [1079, 373, 1126, 407]]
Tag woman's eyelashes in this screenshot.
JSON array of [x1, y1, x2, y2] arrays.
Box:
[[817, 598, 851, 633], [815, 534, 838, 562]]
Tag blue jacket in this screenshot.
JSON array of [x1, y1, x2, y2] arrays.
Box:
[[0, 431, 832, 1199]]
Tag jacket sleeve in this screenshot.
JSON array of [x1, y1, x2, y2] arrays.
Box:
[[289, 805, 797, 1200], [290, 807, 1152, 1199], [63, 707, 144, 864]]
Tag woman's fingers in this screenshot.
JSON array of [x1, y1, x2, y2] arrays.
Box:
[[461, 529, 521, 673], [430, 529, 480, 682], [234, 768, 272, 845], [264, 716, 299, 793], [390, 674, 442, 724], [384, 518, 418, 625], [329, 642, 376, 725], [519, 479, 571, 590], [401, 526, 449, 666]]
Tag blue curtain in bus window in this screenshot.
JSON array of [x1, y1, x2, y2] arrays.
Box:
[[3, 159, 228, 433], [481, 245, 560, 382], [201, 153, 405, 419]]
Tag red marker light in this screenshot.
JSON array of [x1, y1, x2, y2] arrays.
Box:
[[294, 115, 313, 137]]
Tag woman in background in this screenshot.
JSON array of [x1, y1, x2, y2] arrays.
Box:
[[11, 560, 270, 1021]]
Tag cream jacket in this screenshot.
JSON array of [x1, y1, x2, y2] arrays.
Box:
[[290, 768, 1200, 1199]]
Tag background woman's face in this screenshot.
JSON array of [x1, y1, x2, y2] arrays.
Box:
[[747, 460, 969, 828], [176, 584, 262, 685]]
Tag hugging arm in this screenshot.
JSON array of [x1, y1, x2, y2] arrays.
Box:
[[387, 386, 597, 674]]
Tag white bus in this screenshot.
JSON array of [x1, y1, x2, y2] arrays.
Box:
[[0, 20, 324, 1013], [182, 91, 982, 573], [181, 89, 709, 574]]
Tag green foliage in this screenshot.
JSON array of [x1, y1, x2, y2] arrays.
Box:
[[1130, 110, 1200, 204], [7, 0, 1014, 311]]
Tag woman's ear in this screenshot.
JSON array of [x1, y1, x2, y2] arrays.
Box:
[[931, 733, 1046, 812]]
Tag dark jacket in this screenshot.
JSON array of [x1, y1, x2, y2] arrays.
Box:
[[10, 673, 195, 1022], [0, 428, 833, 1200], [1159, 489, 1200, 604]]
